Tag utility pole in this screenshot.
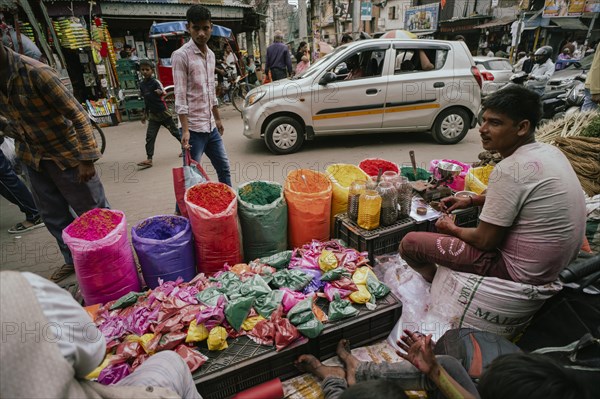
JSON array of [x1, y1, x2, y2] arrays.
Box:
[[352, 0, 360, 39], [299, 0, 308, 41]]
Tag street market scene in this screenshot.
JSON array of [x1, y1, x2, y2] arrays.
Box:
[[1, 0, 600, 398]]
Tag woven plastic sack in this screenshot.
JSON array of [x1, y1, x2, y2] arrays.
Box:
[[465, 165, 495, 195], [185, 183, 242, 276], [326, 164, 369, 234], [131, 215, 196, 289], [63, 210, 140, 305], [429, 159, 471, 191], [237, 181, 288, 261], [284, 169, 332, 248]]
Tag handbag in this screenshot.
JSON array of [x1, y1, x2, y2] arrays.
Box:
[[173, 150, 209, 218]]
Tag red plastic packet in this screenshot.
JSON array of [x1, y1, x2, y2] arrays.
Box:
[[174, 345, 208, 372]]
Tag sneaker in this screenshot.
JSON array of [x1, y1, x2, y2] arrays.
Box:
[[50, 264, 75, 283], [137, 159, 153, 168], [8, 216, 45, 234]]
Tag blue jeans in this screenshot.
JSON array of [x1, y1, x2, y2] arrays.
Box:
[[188, 128, 231, 186], [582, 88, 599, 112], [0, 149, 39, 221]]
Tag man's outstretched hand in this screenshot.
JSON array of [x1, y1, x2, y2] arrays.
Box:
[[396, 330, 438, 375]]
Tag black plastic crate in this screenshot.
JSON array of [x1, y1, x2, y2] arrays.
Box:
[[333, 213, 416, 264], [193, 293, 402, 399]]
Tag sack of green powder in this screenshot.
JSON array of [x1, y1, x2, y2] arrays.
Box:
[[237, 181, 288, 262]]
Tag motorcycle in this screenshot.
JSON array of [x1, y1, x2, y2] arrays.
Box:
[[554, 75, 587, 118]]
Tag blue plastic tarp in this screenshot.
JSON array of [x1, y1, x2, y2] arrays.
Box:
[[150, 21, 232, 38]]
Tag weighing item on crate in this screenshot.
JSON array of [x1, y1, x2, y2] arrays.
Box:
[[237, 181, 288, 261], [225, 296, 255, 331], [347, 179, 367, 222], [259, 250, 293, 269], [377, 181, 398, 226], [285, 169, 333, 248], [271, 268, 312, 291], [207, 326, 229, 351], [358, 158, 399, 177], [326, 164, 369, 232], [185, 182, 242, 275], [186, 320, 209, 343], [132, 215, 196, 289], [357, 189, 382, 230], [400, 166, 431, 181], [175, 344, 208, 372], [429, 159, 470, 192], [63, 209, 140, 305], [328, 293, 360, 321]]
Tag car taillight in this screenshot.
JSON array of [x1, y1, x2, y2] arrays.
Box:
[[481, 71, 494, 81], [471, 66, 483, 89]]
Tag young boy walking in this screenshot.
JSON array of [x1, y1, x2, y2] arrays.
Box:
[[137, 59, 180, 168]]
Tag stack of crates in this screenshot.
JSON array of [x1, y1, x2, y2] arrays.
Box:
[[116, 59, 144, 120]]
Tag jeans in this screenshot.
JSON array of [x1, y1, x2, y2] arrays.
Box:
[[145, 112, 180, 159], [582, 88, 599, 112], [0, 149, 39, 221], [26, 161, 109, 265], [188, 128, 231, 186], [321, 356, 480, 399]]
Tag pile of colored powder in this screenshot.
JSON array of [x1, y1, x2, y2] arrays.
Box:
[[187, 183, 235, 214], [239, 182, 281, 205], [135, 216, 188, 240], [65, 208, 122, 241], [359, 159, 399, 177]]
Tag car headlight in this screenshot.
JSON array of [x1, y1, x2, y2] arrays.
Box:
[[245, 90, 266, 107]]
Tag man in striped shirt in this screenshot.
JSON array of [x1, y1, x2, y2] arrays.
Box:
[[172, 5, 231, 186], [0, 39, 109, 282]]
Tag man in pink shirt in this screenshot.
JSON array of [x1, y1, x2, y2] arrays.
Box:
[[172, 5, 231, 186], [399, 86, 586, 285]]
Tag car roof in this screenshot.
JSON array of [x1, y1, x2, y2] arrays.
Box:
[[343, 38, 458, 48], [473, 56, 510, 62]]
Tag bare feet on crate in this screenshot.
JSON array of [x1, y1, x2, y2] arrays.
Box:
[[294, 354, 346, 381], [337, 339, 359, 385]]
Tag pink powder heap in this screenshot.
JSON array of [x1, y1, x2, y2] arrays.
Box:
[[66, 208, 122, 241]]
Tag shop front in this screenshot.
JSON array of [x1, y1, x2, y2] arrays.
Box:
[[437, 15, 491, 56]]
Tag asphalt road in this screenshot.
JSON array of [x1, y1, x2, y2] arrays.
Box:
[[0, 105, 485, 278]]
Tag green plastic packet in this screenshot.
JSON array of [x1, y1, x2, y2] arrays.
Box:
[[259, 250, 293, 269], [328, 293, 359, 322], [225, 296, 255, 331], [110, 291, 144, 310], [254, 290, 285, 319], [320, 268, 350, 282], [239, 274, 272, 299], [296, 318, 324, 339], [366, 272, 391, 299], [287, 297, 315, 325], [271, 269, 311, 291], [216, 272, 242, 295], [196, 287, 227, 307]]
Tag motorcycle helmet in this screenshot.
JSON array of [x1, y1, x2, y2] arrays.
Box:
[[534, 46, 553, 64]]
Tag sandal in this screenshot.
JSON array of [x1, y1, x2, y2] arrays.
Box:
[[50, 264, 75, 283], [8, 216, 45, 234], [137, 160, 153, 168]]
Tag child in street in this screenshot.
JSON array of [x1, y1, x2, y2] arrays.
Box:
[[137, 59, 180, 169]]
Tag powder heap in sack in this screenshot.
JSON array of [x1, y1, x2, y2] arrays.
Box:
[[66, 208, 122, 240], [135, 216, 187, 240], [187, 183, 235, 214], [359, 159, 399, 177], [239, 182, 281, 206]]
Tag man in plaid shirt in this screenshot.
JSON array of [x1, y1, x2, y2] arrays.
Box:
[[0, 39, 109, 282]]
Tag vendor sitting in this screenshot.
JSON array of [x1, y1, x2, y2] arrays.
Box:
[[399, 85, 586, 285]]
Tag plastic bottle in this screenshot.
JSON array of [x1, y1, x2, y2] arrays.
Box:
[[377, 181, 398, 226], [357, 189, 382, 230], [347, 179, 367, 222]]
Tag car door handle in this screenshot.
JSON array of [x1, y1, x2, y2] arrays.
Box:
[[366, 89, 379, 95], [433, 82, 445, 88]]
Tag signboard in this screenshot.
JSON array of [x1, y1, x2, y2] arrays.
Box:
[[543, 0, 586, 17], [404, 3, 439, 32], [361, 2, 372, 21], [585, 0, 600, 12]]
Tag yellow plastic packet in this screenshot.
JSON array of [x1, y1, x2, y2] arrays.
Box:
[[186, 319, 209, 343], [207, 326, 229, 351], [85, 355, 113, 380], [352, 266, 375, 286], [136, 333, 156, 354], [241, 315, 266, 331], [349, 284, 371, 304], [318, 250, 338, 272]]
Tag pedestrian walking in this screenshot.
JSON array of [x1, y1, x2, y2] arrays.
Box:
[[172, 4, 231, 186], [136, 59, 180, 169], [0, 39, 109, 282], [265, 30, 293, 81]]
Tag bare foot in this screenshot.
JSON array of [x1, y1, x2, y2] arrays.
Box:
[[337, 339, 359, 386], [295, 354, 346, 381]]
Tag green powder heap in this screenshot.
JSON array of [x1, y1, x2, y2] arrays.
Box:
[[239, 182, 281, 205]]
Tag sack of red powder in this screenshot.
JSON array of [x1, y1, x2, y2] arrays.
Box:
[[358, 158, 399, 177], [185, 182, 242, 275], [63, 209, 140, 305]]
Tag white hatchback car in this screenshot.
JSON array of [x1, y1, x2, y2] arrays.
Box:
[[243, 39, 482, 154], [473, 56, 514, 97]]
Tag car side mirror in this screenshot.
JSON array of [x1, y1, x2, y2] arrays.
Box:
[[319, 72, 336, 85]]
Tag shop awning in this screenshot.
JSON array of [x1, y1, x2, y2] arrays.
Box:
[[474, 16, 516, 29], [150, 21, 232, 38], [549, 18, 589, 31], [100, 1, 249, 20]]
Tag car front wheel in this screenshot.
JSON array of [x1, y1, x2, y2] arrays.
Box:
[[264, 116, 305, 154], [432, 108, 470, 144]]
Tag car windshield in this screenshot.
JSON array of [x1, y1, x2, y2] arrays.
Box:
[[565, 53, 594, 70], [293, 46, 346, 79]]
